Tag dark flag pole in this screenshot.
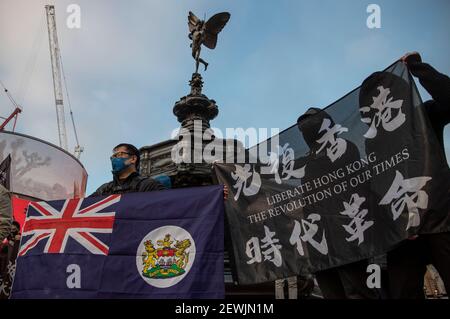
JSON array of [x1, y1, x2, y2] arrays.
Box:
[[0, 154, 11, 190]]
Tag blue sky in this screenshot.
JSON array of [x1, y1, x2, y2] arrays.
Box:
[[1, 0, 449, 194]]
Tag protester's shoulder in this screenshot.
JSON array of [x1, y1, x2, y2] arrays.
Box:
[[90, 180, 114, 197], [421, 100, 437, 117], [339, 139, 361, 160], [138, 176, 167, 192], [347, 140, 361, 153], [424, 97, 450, 121]]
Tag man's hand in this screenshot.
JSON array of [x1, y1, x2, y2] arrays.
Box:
[[401, 52, 422, 66], [408, 235, 419, 240], [223, 185, 229, 201]]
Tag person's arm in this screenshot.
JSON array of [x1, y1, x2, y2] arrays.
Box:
[[409, 63, 450, 107], [0, 185, 12, 241], [88, 182, 110, 198], [402, 52, 450, 118], [140, 178, 167, 192]]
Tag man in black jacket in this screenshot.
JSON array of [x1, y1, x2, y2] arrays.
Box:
[[386, 52, 450, 298], [90, 143, 166, 196]]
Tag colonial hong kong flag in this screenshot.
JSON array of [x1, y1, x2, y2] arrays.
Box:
[[11, 185, 225, 299]]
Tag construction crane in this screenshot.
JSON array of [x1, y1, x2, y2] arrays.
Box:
[[45, 5, 83, 158], [0, 81, 22, 132], [0, 107, 21, 131], [45, 4, 68, 151]]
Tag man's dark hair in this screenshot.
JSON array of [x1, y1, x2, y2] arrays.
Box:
[[113, 143, 140, 170], [359, 71, 410, 111], [296, 107, 332, 149], [296, 107, 322, 125]]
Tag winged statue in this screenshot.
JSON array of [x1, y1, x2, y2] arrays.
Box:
[[188, 11, 230, 73]]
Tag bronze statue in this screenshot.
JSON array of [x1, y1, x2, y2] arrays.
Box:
[[188, 11, 230, 73]]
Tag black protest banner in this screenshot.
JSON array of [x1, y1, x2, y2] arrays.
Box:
[[214, 61, 450, 285]]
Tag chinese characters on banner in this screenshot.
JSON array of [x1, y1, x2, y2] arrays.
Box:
[[214, 61, 450, 284]]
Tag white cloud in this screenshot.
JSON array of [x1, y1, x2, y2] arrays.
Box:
[[0, 0, 192, 193]]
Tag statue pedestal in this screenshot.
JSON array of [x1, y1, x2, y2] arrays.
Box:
[[139, 72, 251, 295]]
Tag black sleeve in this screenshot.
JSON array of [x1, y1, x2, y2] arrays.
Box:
[[88, 182, 110, 197], [139, 178, 167, 192], [408, 62, 450, 122]]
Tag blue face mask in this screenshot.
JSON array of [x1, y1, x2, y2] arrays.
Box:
[[111, 157, 130, 174]]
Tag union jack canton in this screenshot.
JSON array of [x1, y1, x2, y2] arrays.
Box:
[[19, 195, 121, 256]]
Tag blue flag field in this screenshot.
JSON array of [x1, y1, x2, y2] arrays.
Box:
[[10, 185, 224, 299]]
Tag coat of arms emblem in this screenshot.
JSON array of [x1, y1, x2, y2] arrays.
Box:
[[136, 225, 196, 288], [141, 234, 191, 279]]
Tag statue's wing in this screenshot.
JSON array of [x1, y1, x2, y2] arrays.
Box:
[[203, 12, 230, 49], [188, 11, 200, 33]]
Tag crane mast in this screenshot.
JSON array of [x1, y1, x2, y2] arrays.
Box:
[[45, 5, 68, 151]]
